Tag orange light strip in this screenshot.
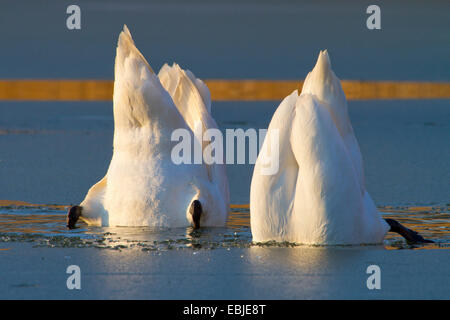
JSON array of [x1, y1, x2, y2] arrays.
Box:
[[0, 80, 449, 101]]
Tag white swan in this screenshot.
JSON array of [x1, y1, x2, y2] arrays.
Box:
[[250, 51, 431, 245], [67, 25, 229, 229]]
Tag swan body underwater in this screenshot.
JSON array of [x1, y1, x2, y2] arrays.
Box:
[[67, 25, 229, 229], [250, 51, 432, 245]]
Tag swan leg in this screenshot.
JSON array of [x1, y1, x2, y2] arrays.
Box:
[[384, 218, 434, 244], [189, 200, 202, 229], [67, 205, 82, 229]]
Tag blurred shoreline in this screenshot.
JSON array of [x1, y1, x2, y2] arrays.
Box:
[[0, 80, 449, 101]]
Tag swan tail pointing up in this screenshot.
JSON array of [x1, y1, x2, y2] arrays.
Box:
[[293, 51, 388, 243], [302, 50, 366, 196], [70, 26, 229, 229], [289, 93, 366, 244], [251, 50, 388, 244], [113, 25, 186, 132], [158, 63, 213, 140], [158, 63, 230, 207]]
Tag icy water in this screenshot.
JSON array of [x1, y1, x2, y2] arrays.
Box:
[[0, 204, 449, 251], [0, 100, 450, 251]]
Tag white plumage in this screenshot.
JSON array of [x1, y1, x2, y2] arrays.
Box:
[[79, 25, 229, 227], [250, 50, 389, 245]]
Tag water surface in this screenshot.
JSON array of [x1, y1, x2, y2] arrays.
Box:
[[0, 203, 448, 251]]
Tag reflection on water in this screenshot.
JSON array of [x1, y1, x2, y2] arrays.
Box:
[[0, 203, 449, 251]]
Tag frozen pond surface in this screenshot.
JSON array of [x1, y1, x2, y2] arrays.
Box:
[[0, 203, 449, 299], [0, 100, 449, 206], [1, 240, 449, 299], [0, 97, 449, 301], [0, 99, 450, 299]]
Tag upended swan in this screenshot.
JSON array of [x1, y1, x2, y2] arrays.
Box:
[[250, 50, 432, 245], [67, 25, 229, 229]]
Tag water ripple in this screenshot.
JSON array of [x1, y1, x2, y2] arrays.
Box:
[[0, 204, 449, 251]]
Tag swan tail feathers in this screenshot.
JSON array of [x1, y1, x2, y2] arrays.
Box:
[[158, 62, 221, 183], [113, 26, 185, 130], [184, 69, 212, 114], [115, 25, 154, 76], [302, 50, 366, 195], [158, 63, 212, 127]]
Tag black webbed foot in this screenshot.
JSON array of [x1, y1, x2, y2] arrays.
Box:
[[385, 218, 434, 244]]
